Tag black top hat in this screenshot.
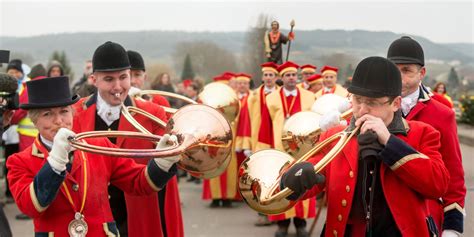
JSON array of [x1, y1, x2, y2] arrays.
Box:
[[92, 41, 130, 72], [127, 50, 146, 71], [348, 56, 401, 98], [20, 76, 80, 110], [387, 36, 425, 66]]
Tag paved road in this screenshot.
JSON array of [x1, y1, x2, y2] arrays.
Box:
[[3, 143, 473, 236]]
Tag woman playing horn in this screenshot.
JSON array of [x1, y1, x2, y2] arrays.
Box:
[[6, 76, 179, 237]]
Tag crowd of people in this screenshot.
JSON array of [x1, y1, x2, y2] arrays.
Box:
[[0, 35, 466, 237]]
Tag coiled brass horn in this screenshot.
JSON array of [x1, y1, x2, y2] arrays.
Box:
[[282, 93, 353, 159], [70, 104, 233, 179], [238, 125, 360, 214], [282, 109, 352, 159], [131, 82, 240, 123]]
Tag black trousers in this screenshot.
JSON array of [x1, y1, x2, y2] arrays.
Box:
[[277, 217, 307, 228]]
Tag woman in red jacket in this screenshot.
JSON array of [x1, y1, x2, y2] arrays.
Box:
[[7, 76, 179, 237]]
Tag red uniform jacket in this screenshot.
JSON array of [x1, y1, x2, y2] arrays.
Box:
[[6, 137, 172, 237], [406, 86, 465, 232], [73, 94, 184, 237], [304, 120, 449, 237]]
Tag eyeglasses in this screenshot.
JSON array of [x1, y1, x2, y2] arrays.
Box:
[[351, 95, 394, 108]]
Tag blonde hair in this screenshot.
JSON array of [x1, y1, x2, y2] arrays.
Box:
[[27, 109, 42, 124], [27, 105, 74, 124]]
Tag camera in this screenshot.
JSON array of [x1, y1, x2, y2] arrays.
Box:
[[0, 50, 19, 113]]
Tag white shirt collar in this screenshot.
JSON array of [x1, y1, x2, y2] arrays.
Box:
[[238, 92, 248, 100], [40, 135, 53, 149], [401, 87, 420, 116], [264, 86, 275, 94], [96, 92, 122, 126], [283, 88, 297, 97], [324, 87, 333, 93]]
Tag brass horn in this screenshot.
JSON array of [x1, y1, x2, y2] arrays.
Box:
[[70, 104, 233, 179], [238, 125, 360, 215], [131, 82, 240, 123], [282, 108, 352, 159]]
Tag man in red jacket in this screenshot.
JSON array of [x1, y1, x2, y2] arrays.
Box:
[[387, 36, 466, 237], [73, 41, 183, 237], [281, 56, 449, 237]]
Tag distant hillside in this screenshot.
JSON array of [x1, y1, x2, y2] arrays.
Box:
[[1, 29, 472, 79]]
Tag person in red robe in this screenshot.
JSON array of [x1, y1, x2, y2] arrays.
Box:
[[297, 64, 317, 90], [246, 62, 280, 226], [305, 73, 324, 94], [265, 61, 316, 237], [315, 66, 348, 99], [234, 73, 252, 166], [202, 73, 242, 207]]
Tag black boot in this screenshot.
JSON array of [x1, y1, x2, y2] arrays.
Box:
[[275, 226, 288, 237], [296, 227, 309, 237], [209, 199, 220, 208], [222, 199, 232, 208]]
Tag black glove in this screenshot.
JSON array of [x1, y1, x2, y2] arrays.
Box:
[[281, 162, 325, 200], [357, 130, 384, 161]]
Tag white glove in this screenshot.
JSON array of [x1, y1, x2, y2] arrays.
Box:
[[47, 128, 76, 172], [319, 110, 347, 132], [243, 149, 252, 158], [337, 98, 351, 113], [442, 230, 461, 237], [128, 86, 141, 96], [154, 134, 180, 172]]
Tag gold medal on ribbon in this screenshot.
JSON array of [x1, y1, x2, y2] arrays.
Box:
[[68, 212, 88, 237]]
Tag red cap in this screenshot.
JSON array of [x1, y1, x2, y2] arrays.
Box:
[[321, 65, 338, 76], [260, 62, 279, 74], [213, 74, 229, 83], [300, 64, 317, 73], [222, 71, 236, 80], [307, 74, 323, 84], [234, 73, 252, 82], [277, 61, 299, 76], [183, 79, 193, 88]]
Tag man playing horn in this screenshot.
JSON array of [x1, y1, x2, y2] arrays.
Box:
[[281, 56, 449, 237], [72, 41, 182, 237]]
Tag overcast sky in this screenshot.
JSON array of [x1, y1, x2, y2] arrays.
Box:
[[1, 0, 473, 44]]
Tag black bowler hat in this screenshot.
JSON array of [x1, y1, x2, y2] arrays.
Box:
[[127, 50, 146, 71], [92, 41, 130, 72], [348, 56, 401, 98], [20, 76, 80, 110], [387, 36, 425, 66]]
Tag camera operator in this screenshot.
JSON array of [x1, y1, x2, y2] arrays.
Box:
[[0, 49, 15, 237]]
